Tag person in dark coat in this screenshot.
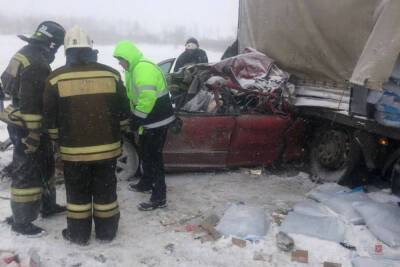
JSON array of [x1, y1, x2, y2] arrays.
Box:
[[44, 26, 130, 245], [0, 21, 66, 236], [173, 38, 208, 72]]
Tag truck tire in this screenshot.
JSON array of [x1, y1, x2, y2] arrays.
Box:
[[116, 135, 139, 181], [391, 159, 400, 196], [310, 127, 361, 185]]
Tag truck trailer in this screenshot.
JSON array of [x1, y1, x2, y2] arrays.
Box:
[[238, 0, 400, 189]]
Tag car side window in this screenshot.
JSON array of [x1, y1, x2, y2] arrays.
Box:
[[158, 58, 176, 75]]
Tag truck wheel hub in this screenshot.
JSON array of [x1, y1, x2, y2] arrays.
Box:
[[316, 130, 350, 170]]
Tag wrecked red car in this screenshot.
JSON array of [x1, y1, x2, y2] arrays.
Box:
[[117, 49, 305, 178]]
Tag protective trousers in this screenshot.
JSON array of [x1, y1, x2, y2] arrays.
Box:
[[63, 160, 120, 244], [8, 125, 56, 224], [138, 126, 168, 202]]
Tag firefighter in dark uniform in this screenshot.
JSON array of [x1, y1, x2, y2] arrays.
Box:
[[0, 21, 66, 235], [43, 26, 130, 245]]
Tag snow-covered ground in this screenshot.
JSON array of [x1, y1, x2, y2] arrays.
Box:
[[0, 161, 319, 266]]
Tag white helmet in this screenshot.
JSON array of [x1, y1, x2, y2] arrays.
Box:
[[64, 26, 93, 52]]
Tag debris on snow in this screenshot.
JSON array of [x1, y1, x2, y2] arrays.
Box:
[[164, 243, 175, 255], [216, 203, 269, 240], [339, 242, 357, 251], [93, 254, 106, 263], [352, 256, 400, 267], [200, 213, 220, 227], [253, 251, 272, 262], [280, 212, 346, 242], [231, 238, 246, 248], [249, 169, 263, 176], [276, 231, 294, 252], [199, 223, 222, 241], [198, 234, 215, 243], [271, 212, 285, 226], [323, 262, 342, 267], [291, 249, 308, 264]]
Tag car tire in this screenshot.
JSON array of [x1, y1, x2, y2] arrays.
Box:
[[116, 135, 139, 181], [310, 127, 361, 186]]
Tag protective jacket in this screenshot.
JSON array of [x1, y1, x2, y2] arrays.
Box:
[[113, 41, 175, 129], [0, 44, 55, 225], [43, 63, 130, 162], [0, 44, 51, 130]]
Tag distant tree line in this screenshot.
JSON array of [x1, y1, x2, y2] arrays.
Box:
[[0, 14, 236, 52]]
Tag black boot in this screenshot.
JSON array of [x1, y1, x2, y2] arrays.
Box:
[[41, 204, 66, 218], [62, 228, 89, 245], [11, 222, 45, 236], [128, 183, 152, 193], [138, 199, 167, 211]]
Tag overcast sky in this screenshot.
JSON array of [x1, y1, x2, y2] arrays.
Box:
[[4, 0, 239, 39]]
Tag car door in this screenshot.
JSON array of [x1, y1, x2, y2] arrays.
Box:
[[227, 114, 293, 167], [163, 112, 235, 170], [158, 58, 176, 75]]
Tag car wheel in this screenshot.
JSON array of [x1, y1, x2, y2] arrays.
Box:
[[310, 127, 361, 185], [116, 136, 139, 181]]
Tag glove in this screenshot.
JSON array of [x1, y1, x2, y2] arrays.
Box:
[[21, 131, 40, 154]]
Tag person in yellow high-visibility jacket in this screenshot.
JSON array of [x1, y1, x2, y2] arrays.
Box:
[[114, 41, 175, 211]]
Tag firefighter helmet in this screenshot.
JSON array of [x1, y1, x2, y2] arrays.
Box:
[[64, 26, 93, 52], [31, 21, 66, 49]]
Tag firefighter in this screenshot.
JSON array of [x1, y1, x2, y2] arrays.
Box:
[[113, 41, 175, 211], [43, 26, 130, 245], [0, 21, 66, 235]]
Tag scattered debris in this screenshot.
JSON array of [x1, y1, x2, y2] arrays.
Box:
[[291, 250, 308, 264], [274, 204, 293, 215], [178, 213, 203, 225], [271, 212, 285, 226], [339, 242, 356, 251], [249, 169, 263, 176], [374, 242, 383, 255], [280, 212, 346, 242], [253, 251, 266, 261], [164, 243, 175, 255], [160, 212, 202, 227], [200, 223, 222, 240], [94, 254, 107, 263], [232, 238, 246, 248], [216, 204, 269, 240], [0, 251, 19, 266], [139, 256, 160, 267], [323, 262, 342, 267], [185, 224, 197, 232], [276, 231, 294, 252], [159, 216, 177, 226], [201, 213, 220, 227], [198, 234, 215, 243], [352, 257, 400, 267]]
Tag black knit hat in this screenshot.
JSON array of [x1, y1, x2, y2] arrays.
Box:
[[186, 37, 199, 47]]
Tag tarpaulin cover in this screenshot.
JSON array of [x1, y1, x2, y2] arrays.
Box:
[[239, 0, 400, 90]]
